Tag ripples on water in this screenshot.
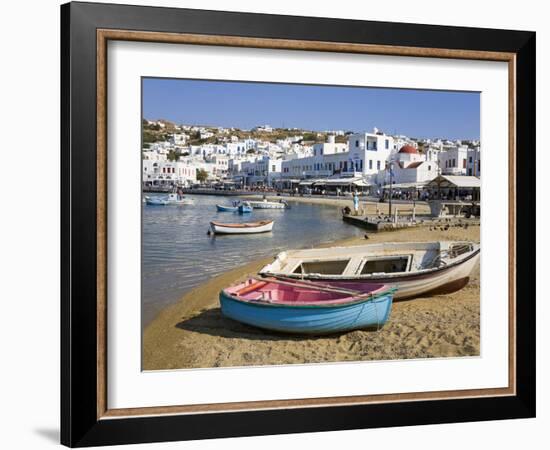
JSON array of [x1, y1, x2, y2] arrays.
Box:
[[142, 194, 363, 325]]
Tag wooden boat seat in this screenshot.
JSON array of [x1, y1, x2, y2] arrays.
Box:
[[236, 281, 267, 296]]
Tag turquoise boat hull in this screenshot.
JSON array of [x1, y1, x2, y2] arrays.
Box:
[[238, 205, 252, 213], [216, 204, 238, 212], [219, 291, 393, 335], [145, 197, 168, 206]]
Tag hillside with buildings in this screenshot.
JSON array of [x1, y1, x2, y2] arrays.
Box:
[[142, 119, 480, 192]]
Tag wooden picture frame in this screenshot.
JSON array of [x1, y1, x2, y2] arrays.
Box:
[[61, 1, 535, 447]]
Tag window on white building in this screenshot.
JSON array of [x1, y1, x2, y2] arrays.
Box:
[[377, 161, 381, 170]]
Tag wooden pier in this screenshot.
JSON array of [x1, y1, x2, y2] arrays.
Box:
[[342, 213, 480, 232]]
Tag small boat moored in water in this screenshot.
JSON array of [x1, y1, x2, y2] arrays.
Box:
[[145, 196, 169, 206], [145, 193, 193, 206], [248, 199, 288, 209], [165, 193, 194, 205], [210, 220, 274, 235], [216, 204, 238, 212], [259, 241, 480, 300], [238, 202, 253, 214], [216, 200, 242, 212], [220, 277, 395, 334]]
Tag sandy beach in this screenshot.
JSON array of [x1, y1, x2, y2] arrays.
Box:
[[143, 221, 480, 370]]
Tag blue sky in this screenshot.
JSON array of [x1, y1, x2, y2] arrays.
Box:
[[143, 78, 480, 140]]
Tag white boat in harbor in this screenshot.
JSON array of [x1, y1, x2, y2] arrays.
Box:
[[210, 220, 274, 235], [145, 193, 194, 206], [145, 196, 169, 206], [248, 199, 288, 209], [165, 193, 194, 205], [259, 241, 480, 300]]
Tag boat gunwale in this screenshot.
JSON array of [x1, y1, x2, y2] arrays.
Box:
[[261, 246, 480, 282], [220, 285, 397, 309], [210, 220, 274, 229], [216, 204, 238, 211]]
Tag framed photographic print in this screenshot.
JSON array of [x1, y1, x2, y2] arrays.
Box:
[[61, 1, 536, 447]]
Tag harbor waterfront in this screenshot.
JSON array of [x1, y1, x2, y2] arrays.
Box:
[[141, 80, 482, 370], [142, 194, 365, 326], [142, 222, 480, 370]]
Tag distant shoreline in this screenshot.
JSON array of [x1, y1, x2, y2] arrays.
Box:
[[151, 188, 433, 213]]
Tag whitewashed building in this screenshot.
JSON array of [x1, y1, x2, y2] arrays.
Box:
[[280, 132, 395, 181], [466, 147, 481, 176], [142, 150, 167, 162], [170, 133, 188, 147], [253, 124, 273, 133], [142, 159, 197, 186], [239, 156, 283, 186], [208, 155, 230, 178], [223, 142, 248, 156], [438, 145, 469, 175], [312, 135, 348, 157], [200, 130, 214, 139], [347, 132, 395, 175], [387, 145, 439, 186]]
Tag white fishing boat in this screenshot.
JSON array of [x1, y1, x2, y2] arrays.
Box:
[[210, 220, 274, 235], [248, 199, 288, 209], [144, 196, 169, 206], [259, 241, 480, 300], [165, 193, 194, 205], [144, 193, 194, 205]]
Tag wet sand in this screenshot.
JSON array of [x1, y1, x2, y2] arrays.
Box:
[[143, 225, 480, 370]]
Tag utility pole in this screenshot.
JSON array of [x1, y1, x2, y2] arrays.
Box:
[[387, 161, 394, 216]]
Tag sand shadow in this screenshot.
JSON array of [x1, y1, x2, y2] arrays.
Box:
[[175, 307, 347, 341]]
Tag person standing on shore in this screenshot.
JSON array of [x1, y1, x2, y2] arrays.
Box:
[[353, 191, 359, 215]]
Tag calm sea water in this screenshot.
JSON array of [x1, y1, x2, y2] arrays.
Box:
[[142, 194, 364, 325]]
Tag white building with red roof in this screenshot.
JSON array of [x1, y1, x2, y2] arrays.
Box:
[[383, 144, 440, 185]]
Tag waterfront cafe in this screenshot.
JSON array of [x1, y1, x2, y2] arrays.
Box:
[[272, 178, 300, 191], [426, 175, 481, 217], [426, 175, 481, 201], [276, 176, 372, 194], [296, 176, 372, 195], [380, 180, 431, 200]]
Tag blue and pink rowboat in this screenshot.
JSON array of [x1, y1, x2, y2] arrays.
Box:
[[220, 277, 395, 335]]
